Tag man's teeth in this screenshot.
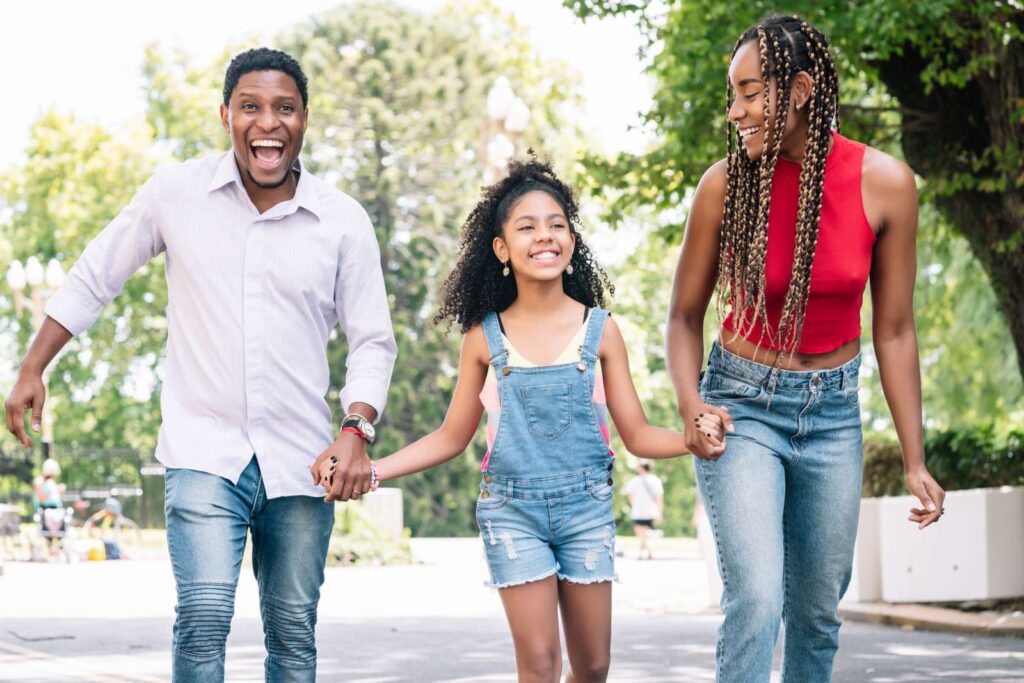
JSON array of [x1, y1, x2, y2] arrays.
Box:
[[251, 140, 284, 148]]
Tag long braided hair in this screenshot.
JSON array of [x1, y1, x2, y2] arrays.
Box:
[[717, 15, 840, 357], [435, 157, 612, 334]]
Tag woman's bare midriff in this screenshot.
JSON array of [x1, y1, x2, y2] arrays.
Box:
[[718, 328, 861, 371]]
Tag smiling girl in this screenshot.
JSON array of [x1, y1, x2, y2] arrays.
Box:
[[319, 158, 724, 682]]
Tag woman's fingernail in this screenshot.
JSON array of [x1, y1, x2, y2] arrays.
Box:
[[727, 424, 735, 432], [927, 502, 936, 512]]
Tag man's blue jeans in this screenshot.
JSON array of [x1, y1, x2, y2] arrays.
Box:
[[165, 457, 334, 682], [696, 343, 863, 682]]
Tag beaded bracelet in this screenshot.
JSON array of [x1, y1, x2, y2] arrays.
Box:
[[369, 461, 380, 492]]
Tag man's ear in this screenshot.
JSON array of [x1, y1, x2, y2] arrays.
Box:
[[220, 103, 230, 133]]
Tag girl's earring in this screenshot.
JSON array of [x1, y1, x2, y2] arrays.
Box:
[[565, 263, 574, 275], [502, 262, 510, 277]]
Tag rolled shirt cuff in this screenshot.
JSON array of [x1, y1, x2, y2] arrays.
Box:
[[44, 286, 103, 337], [339, 380, 389, 425]]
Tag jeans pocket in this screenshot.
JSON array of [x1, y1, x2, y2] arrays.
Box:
[[521, 383, 573, 438], [703, 371, 763, 403], [588, 479, 615, 502], [476, 486, 509, 510]]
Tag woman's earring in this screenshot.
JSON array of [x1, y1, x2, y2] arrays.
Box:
[[502, 262, 510, 277], [796, 100, 803, 111], [565, 263, 574, 275]]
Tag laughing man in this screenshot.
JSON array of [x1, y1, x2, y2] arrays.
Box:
[[4, 48, 396, 681]]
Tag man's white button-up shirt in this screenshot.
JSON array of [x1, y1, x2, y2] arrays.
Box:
[[46, 152, 397, 498]]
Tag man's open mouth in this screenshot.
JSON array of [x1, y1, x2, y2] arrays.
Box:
[[250, 139, 285, 169]]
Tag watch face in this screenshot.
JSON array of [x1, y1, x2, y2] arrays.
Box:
[[362, 422, 376, 440]]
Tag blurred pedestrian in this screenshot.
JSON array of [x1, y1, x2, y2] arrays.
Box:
[[624, 462, 663, 559]]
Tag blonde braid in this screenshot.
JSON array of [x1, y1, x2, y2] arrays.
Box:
[[718, 15, 841, 360]]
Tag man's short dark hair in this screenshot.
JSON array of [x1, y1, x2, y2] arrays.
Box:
[[223, 48, 308, 108]]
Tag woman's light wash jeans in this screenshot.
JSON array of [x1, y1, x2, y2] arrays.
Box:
[[696, 342, 863, 682]]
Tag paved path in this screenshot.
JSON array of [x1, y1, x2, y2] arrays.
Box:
[[1, 539, 1021, 681]]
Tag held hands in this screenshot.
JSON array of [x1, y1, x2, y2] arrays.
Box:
[[682, 401, 734, 461], [310, 431, 372, 502], [4, 370, 46, 448], [905, 465, 946, 530]]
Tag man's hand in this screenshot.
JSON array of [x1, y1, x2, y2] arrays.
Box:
[[311, 431, 372, 502], [5, 370, 46, 448]]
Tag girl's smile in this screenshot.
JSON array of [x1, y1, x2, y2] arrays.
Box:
[[494, 190, 576, 281]]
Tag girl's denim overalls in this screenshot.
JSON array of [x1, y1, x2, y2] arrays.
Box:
[[476, 308, 617, 587]]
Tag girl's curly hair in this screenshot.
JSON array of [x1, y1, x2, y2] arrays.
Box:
[[434, 157, 613, 333]]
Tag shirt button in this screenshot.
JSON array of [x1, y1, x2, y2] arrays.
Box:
[[607, 462, 614, 471], [484, 475, 493, 484], [607, 478, 614, 486], [481, 490, 490, 499]]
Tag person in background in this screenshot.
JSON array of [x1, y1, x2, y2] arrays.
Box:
[[624, 462, 663, 560]]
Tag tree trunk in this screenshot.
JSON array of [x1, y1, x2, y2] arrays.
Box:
[[874, 38, 1024, 383]]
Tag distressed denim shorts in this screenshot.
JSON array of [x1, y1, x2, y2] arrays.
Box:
[[476, 463, 617, 588]]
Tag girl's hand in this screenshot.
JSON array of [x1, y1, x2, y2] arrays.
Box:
[[682, 401, 733, 461], [905, 465, 946, 530]]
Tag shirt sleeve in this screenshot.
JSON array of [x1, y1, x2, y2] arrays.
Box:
[[45, 173, 166, 336], [334, 204, 397, 423], [652, 476, 665, 497]]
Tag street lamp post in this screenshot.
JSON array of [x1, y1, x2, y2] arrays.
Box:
[[482, 77, 531, 183], [6, 256, 65, 462]]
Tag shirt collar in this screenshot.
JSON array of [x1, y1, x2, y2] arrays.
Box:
[[208, 150, 321, 221]]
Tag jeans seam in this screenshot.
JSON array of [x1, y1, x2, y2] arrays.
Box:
[[789, 391, 817, 465]]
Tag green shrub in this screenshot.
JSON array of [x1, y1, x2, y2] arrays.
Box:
[[862, 428, 1024, 497], [925, 427, 1024, 491], [327, 503, 413, 567], [862, 439, 906, 497]]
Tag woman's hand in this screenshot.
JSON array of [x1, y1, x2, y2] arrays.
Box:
[[904, 465, 945, 529], [681, 400, 733, 461]]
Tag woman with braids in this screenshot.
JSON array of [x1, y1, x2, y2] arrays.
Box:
[[319, 158, 721, 682], [666, 14, 946, 681]]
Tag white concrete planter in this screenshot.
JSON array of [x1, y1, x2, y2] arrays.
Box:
[[694, 503, 723, 607], [844, 497, 882, 603], [878, 486, 1024, 603], [359, 487, 404, 542]]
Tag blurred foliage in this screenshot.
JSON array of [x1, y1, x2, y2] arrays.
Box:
[[2, 1, 1021, 538], [564, 0, 1023, 439], [0, 0, 587, 536], [328, 501, 413, 566], [863, 428, 1024, 497], [861, 439, 907, 498]]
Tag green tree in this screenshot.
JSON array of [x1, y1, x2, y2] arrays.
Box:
[[2, 1, 588, 536], [271, 0, 585, 535], [0, 112, 167, 454], [566, 0, 1023, 431]]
